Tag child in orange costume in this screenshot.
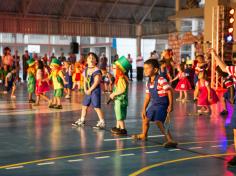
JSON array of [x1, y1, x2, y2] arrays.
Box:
[[72, 62, 82, 91]]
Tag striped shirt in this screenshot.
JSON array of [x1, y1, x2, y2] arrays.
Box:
[[146, 77, 171, 97], [226, 66, 236, 83], [223, 75, 234, 88]]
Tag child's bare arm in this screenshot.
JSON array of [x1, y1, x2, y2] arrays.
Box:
[[229, 86, 235, 104], [88, 74, 101, 92], [194, 85, 199, 100], [167, 88, 173, 112], [141, 94, 151, 119]]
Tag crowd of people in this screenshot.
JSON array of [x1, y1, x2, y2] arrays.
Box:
[[1, 46, 236, 165]]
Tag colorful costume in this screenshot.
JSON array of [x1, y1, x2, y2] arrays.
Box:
[[27, 59, 36, 93], [35, 69, 50, 95], [113, 56, 131, 121], [82, 67, 102, 108], [50, 59, 64, 98], [175, 72, 192, 91], [146, 75, 171, 123], [196, 80, 219, 106]]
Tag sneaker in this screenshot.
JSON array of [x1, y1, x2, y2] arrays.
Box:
[[228, 157, 236, 167], [220, 110, 228, 116], [3, 91, 7, 94], [111, 127, 120, 134], [93, 121, 106, 130], [176, 98, 182, 101], [116, 129, 128, 136], [11, 95, 16, 99], [49, 104, 56, 108], [72, 119, 85, 127], [163, 141, 178, 148], [29, 99, 35, 103], [54, 105, 63, 109], [65, 95, 71, 99]]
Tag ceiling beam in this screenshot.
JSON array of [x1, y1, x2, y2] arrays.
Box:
[[103, 0, 119, 23], [139, 0, 159, 25], [65, 0, 78, 20], [23, 0, 33, 17]]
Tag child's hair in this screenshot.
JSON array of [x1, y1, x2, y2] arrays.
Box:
[[179, 63, 185, 72], [37, 60, 44, 70], [216, 66, 228, 78], [159, 60, 166, 66], [144, 59, 159, 69], [87, 52, 99, 65], [196, 54, 204, 62]]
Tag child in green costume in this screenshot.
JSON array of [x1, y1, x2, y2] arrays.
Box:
[[110, 56, 131, 136], [49, 58, 67, 109], [27, 58, 36, 103]]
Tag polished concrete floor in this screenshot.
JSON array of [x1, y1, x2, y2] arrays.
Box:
[[0, 82, 236, 176]]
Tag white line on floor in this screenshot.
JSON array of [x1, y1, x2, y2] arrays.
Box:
[[104, 135, 164, 142], [168, 149, 181, 152], [6, 166, 24, 170], [95, 156, 110, 159], [188, 147, 203, 149], [120, 153, 135, 157], [68, 159, 83, 163], [37, 162, 55, 166], [145, 151, 159, 154], [211, 145, 222, 148]]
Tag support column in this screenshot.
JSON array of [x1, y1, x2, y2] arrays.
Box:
[[175, 0, 181, 32], [105, 37, 111, 67], [90, 37, 96, 53], [136, 24, 142, 56]]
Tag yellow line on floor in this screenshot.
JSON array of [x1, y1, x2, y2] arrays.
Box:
[[129, 153, 236, 176], [0, 140, 233, 169]]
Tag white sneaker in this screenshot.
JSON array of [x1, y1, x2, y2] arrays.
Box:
[[11, 95, 16, 99], [93, 121, 106, 130], [72, 119, 85, 127], [65, 95, 71, 99]]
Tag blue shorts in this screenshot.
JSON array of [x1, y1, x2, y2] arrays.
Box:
[[224, 89, 236, 102], [146, 104, 168, 123], [65, 76, 73, 89], [5, 81, 13, 92], [83, 89, 101, 108]]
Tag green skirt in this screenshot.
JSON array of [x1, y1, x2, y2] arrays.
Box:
[[114, 100, 127, 121], [54, 89, 63, 97]]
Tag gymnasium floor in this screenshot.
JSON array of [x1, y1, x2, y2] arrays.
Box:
[[0, 82, 236, 176]]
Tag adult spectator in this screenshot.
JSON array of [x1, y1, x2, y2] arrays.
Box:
[[99, 53, 108, 71], [68, 53, 76, 64], [13, 49, 20, 81], [49, 53, 56, 64], [58, 52, 66, 63], [127, 54, 133, 81], [2, 47, 13, 67], [136, 54, 144, 81], [22, 50, 30, 81], [42, 53, 49, 65]]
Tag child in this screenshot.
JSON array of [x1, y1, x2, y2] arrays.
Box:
[[193, 55, 207, 86], [64, 61, 73, 99], [72, 62, 82, 91], [215, 66, 235, 116], [72, 52, 105, 129], [109, 56, 131, 136], [49, 58, 67, 109], [132, 59, 177, 148], [27, 58, 36, 103], [102, 69, 115, 93], [34, 60, 51, 106], [194, 71, 219, 114], [170, 64, 192, 102], [159, 60, 172, 81], [4, 66, 16, 99]]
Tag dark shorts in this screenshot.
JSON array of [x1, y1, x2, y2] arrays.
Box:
[[146, 104, 168, 123], [65, 76, 73, 89], [83, 89, 101, 108]]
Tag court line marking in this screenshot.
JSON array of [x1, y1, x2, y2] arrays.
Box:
[[37, 162, 55, 166], [145, 151, 159, 154], [95, 156, 110, 159], [168, 149, 181, 152], [129, 153, 236, 176], [211, 145, 222, 148], [5, 166, 24, 170], [120, 153, 135, 157], [188, 147, 203, 150], [68, 159, 83, 163], [104, 135, 164, 142], [0, 140, 233, 170]]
